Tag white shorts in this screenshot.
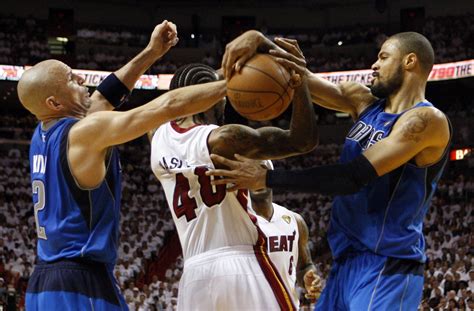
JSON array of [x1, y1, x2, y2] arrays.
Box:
[[178, 245, 293, 311]]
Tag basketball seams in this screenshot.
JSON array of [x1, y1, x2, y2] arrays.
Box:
[[244, 64, 287, 92], [275, 62, 293, 102], [228, 89, 283, 116], [227, 88, 282, 95], [246, 61, 291, 118], [227, 54, 294, 121]]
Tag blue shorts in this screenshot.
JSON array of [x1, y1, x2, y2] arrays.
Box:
[[315, 251, 424, 311], [26, 259, 128, 311]]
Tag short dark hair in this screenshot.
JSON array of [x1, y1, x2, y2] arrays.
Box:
[[169, 63, 219, 124], [169, 63, 217, 90], [389, 32, 434, 75]]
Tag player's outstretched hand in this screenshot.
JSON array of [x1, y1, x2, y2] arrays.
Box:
[[206, 154, 267, 191], [270, 38, 307, 78], [147, 20, 179, 59], [222, 30, 264, 80], [303, 270, 323, 302]]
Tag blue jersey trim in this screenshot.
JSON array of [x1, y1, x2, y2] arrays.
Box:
[[59, 121, 93, 229], [374, 166, 406, 253]]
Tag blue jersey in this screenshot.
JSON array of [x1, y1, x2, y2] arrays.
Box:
[[328, 100, 450, 262], [29, 117, 122, 265]]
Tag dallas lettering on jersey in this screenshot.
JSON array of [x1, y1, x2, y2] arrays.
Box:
[[266, 230, 296, 253], [159, 156, 190, 171], [32, 155, 47, 174], [346, 121, 385, 150]]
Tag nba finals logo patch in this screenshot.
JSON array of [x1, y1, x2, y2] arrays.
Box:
[[282, 215, 291, 224]]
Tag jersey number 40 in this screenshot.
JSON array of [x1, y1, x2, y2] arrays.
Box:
[[173, 167, 226, 221]]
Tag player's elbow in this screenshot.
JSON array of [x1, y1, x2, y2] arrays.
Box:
[[297, 128, 319, 154], [294, 134, 318, 154]]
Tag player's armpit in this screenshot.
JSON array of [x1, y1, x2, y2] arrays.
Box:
[[363, 107, 450, 176], [87, 90, 115, 114]]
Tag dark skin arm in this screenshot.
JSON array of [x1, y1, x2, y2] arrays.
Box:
[[222, 31, 376, 118], [294, 213, 322, 301], [208, 78, 318, 164], [206, 107, 450, 191], [222, 30, 285, 78]]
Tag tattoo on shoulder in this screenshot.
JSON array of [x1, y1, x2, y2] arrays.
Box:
[[401, 111, 431, 142]]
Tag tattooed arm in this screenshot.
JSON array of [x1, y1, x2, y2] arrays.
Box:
[[208, 78, 318, 162], [362, 106, 450, 176]]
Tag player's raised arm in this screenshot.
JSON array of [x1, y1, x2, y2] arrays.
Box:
[[270, 38, 376, 118], [222, 31, 376, 118], [73, 80, 226, 150], [208, 77, 318, 161], [88, 20, 179, 114], [69, 80, 225, 188]]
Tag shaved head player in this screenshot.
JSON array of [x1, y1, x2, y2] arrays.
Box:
[[208, 30, 451, 310], [19, 21, 228, 311]]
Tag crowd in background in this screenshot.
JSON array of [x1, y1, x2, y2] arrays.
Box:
[[0, 10, 473, 311], [0, 13, 473, 73], [0, 130, 472, 310]]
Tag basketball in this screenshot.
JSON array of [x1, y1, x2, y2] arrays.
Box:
[[227, 54, 294, 121]]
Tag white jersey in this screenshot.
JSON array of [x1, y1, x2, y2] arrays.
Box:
[[150, 122, 259, 260], [252, 202, 300, 306]]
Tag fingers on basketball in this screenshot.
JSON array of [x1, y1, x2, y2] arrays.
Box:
[[227, 54, 295, 121]]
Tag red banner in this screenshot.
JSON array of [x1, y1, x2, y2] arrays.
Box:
[[3, 59, 473, 89], [450, 148, 472, 161]]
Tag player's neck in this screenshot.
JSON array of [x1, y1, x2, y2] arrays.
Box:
[[252, 200, 274, 221], [385, 83, 426, 114], [175, 117, 198, 128]]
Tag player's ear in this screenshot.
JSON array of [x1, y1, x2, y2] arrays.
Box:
[[45, 96, 63, 111], [404, 53, 417, 71]]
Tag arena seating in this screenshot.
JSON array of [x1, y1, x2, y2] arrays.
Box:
[[0, 14, 473, 74], [0, 124, 472, 309]]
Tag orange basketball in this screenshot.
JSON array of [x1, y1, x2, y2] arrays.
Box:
[[227, 54, 294, 121]]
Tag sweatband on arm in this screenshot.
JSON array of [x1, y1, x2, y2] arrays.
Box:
[[96, 73, 131, 108], [266, 154, 379, 195]]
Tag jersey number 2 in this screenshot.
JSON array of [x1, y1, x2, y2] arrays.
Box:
[[32, 180, 47, 240], [173, 167, 226, 221]]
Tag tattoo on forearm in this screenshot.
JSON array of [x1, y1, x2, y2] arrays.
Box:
[[401, 111, 430, 142], [213, 126, 283, 159]]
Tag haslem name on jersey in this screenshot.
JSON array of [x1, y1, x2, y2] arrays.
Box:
[[265, 230, 296, 253], [159, 156, 191, 171]]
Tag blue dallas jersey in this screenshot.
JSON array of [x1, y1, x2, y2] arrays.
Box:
[[328, 100, 451, 262], [29, 117, 121, 265]]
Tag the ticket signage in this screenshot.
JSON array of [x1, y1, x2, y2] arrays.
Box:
[[2, 59, 473, 90]]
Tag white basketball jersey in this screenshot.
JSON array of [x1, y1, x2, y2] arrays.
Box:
[[252, 203, 300, 306], [150, 122, 259, 261]]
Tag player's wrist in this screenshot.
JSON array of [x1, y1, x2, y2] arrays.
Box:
[[143, 45, 165, 61]]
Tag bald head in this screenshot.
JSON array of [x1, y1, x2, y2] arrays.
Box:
[[17, 59, 69, 117]]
